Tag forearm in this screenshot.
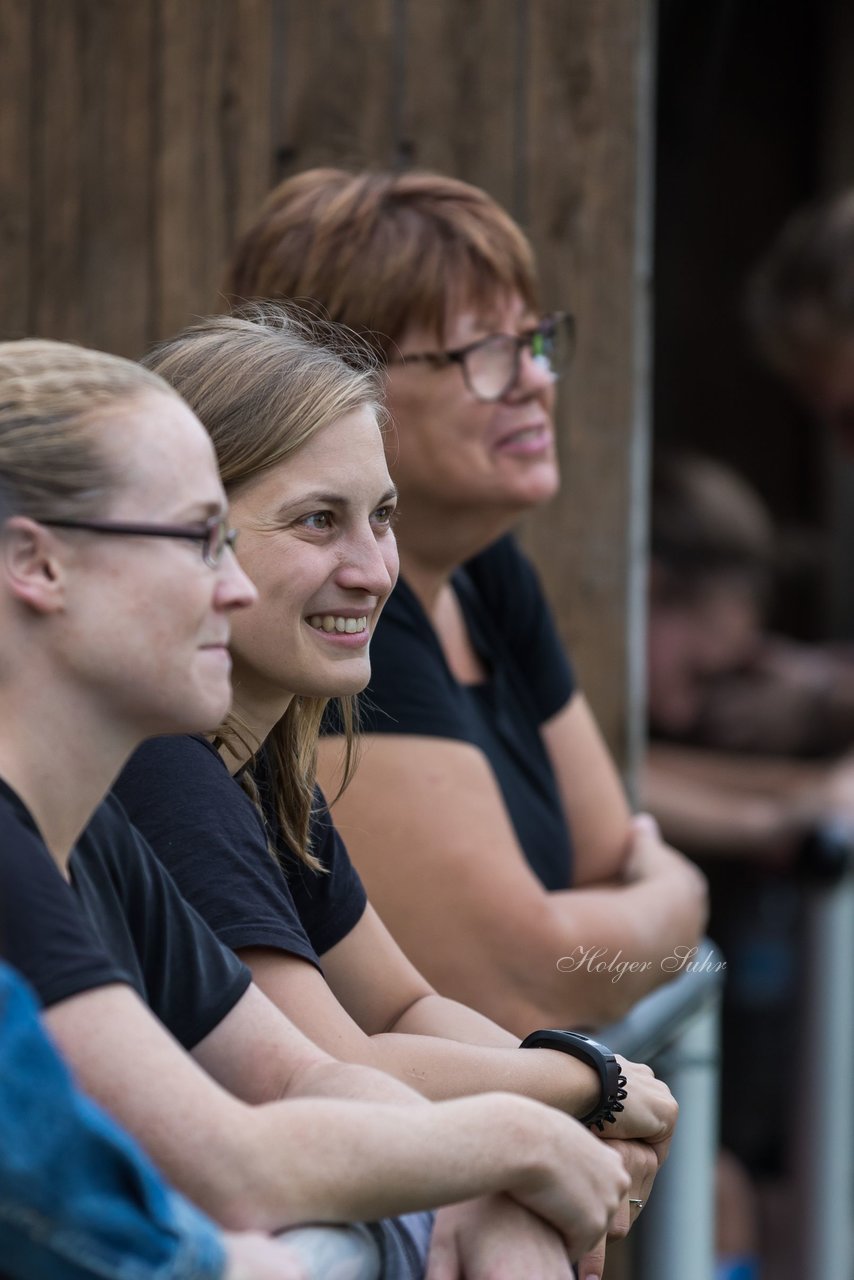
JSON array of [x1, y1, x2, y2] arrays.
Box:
[[218, 1093, 585, 1234], [285, 1054, 428, 1107], [390, 990, 519, 1045], [368, 1024, 599, 1116], [646, 743, 827, 798], [549, 866, 708, 1017], [642, 758, 805, 859], [473, 873, 706, 1034]]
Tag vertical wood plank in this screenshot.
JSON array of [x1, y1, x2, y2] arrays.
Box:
[[0, 0, 32, 338], [399, 0, 519, 211], [82, 0, 154, 357], [153, 0, 274, 338], [31, 0, 154, 357], [521, 0, 653, 766], [272, 0, 396, 179], [30, 0, 86, 343]]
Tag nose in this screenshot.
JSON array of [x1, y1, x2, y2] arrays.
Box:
[[335, 525, 399, 598], [214, 546, 258, 612], [506, 342, 557, 401]]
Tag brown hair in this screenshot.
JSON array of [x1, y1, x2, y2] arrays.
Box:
[[143, 305, 381, 869], [651, 453, 775, 607], [748, 191, 854, 372], [0, 338, 175, 521], [224, 168, 541, 355]]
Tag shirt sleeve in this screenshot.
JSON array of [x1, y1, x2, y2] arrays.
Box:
[[84, 799, 253, 1051], [463, 534, 576, 723], [114, 737, 362, 967], [288, 791, 368, 957], [0, 813, 129, 1009]]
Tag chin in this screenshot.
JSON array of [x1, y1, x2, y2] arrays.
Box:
[[299, 659, 373, 699], [510, 459, 561, 506], [178, 683, 233, 733]]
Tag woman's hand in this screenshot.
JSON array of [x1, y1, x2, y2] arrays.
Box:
[[622, 814, 709, 934], [575, 1138, 658, 1280], [427, 1198, 574, 1280], [607, 1057, 678, 1154]]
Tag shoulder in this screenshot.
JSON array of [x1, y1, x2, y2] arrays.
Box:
[[0, 787, 126, 1008], [116, 734, 227, 799], [115, 735, 267, 850], [462, 533, 549, 626], [462, 533, 577, 720]]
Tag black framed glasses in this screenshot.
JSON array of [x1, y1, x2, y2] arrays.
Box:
[[388, 311, 576, 402], [40, 513, 237, 568]]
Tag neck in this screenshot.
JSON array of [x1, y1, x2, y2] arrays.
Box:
[[395, 502, 520, 615], [222, 665, 294, 773], [0, 684, 139, 872]]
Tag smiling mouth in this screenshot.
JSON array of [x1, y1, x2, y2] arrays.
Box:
[[307, 614, 369, 634], [496, 422, 550, 447]]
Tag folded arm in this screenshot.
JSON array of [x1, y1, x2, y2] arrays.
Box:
[[319, 727, 706, 1031]]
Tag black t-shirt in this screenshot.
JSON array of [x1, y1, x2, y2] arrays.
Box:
[[0, 778, 251, 1048], [113, 735, 367, 968], [330, 534, 576, 890]]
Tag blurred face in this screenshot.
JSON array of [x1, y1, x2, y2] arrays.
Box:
[[790, 334, 854, 454], [226, 406, 399, 714], [647, 577, 762, 736], [63, 391, 257, 736], [383, 292, 560, 521]]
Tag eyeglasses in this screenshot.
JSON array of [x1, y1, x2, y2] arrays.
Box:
[[388, 311, 576, 402], [40, 513, 238, 568]]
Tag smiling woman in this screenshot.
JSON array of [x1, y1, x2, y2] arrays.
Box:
[[139, 305, 393, 864]]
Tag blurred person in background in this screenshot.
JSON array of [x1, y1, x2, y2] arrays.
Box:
[[644, 451, 854, 1278], [749, 188, 854, 456], [645, 452, 854, 866]]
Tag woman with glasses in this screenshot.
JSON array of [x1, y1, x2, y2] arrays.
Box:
[[0, 336, 633, 1279], [219, 169, 708, 1036]]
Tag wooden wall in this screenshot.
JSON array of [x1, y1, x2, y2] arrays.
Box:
[[0, 0, 653, 768]]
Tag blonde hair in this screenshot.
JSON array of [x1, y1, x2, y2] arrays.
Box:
[[143, 304, 380, 869], [0, 338, 175, 520], [224, 168, 541, 355]]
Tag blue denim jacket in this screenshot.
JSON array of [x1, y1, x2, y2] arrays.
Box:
[[0, 962, 226, 1280]]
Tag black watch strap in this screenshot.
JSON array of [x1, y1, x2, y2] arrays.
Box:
[[519, 1028, 627, 1130]]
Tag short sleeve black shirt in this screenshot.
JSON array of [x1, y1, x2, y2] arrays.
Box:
[[329, 534, 577, 890], [113, 735, 367, 967], [0, 779, 251, 1048]]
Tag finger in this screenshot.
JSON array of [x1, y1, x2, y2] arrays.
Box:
[[631, 811, 660, 839], [576, 1236, 607, 1280]]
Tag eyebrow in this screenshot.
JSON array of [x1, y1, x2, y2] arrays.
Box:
[[176, 499, 227, 523], [276, 485, 398, 516]]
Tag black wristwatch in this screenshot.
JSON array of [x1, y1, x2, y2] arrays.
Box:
[[519, 1029, 627, 1130]]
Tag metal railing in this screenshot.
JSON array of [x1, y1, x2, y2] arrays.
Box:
[[275, 1222, 382, 1280], [274, 955, 728, 1280], [601, 941, 726, 1280], [792, 852, 854, 1277]]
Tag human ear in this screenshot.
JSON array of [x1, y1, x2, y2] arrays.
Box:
[[1, 516, 66, 613]]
